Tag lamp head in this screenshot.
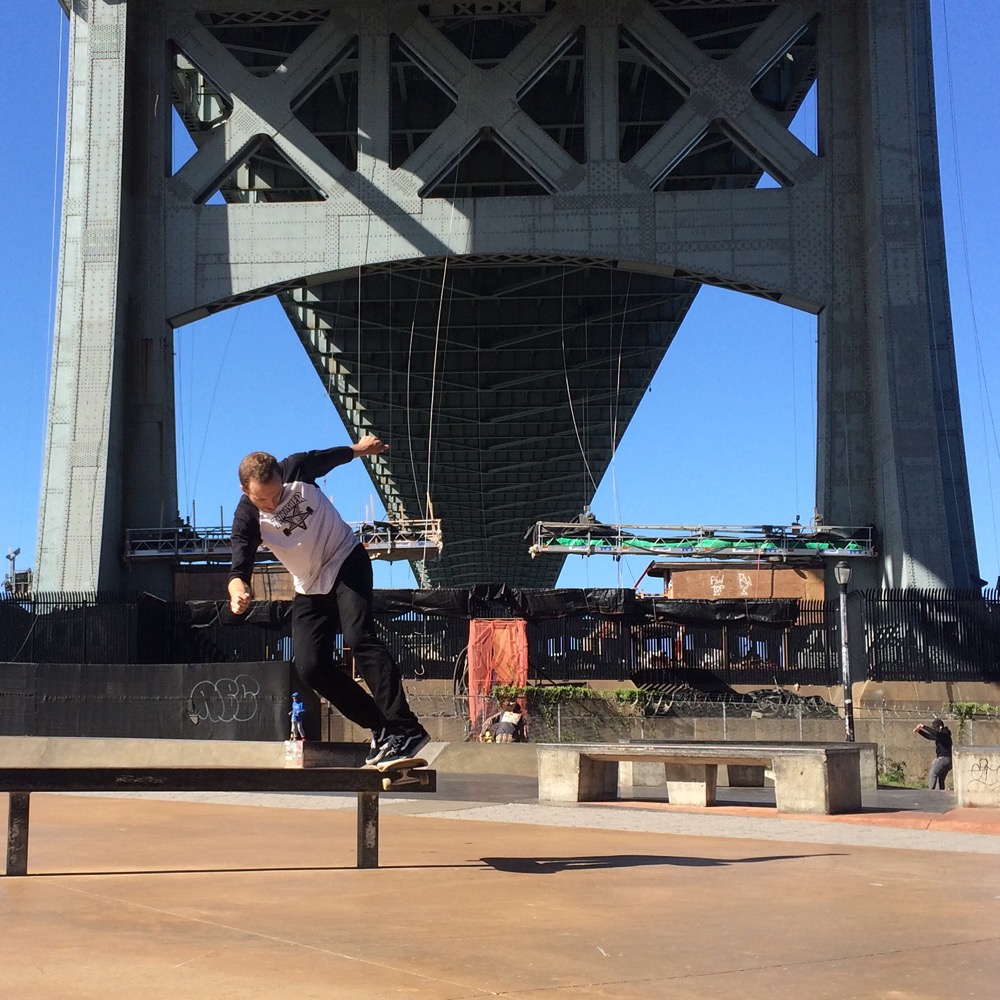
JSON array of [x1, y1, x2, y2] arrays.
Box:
[[833, 560, 852, 587]]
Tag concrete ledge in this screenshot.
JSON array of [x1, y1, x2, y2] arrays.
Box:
[[619, 741, 877, 792], [954, 747, 1000, 807], [0, 737, 291, 768], [538, 742, 863, 814], [0, 737, 533, 776]]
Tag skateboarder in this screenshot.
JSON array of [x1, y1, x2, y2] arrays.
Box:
[[228, 434, 430, 768]]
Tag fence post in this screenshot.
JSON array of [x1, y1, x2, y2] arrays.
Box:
[[879, 701, 886, 777], [722, 700, 727, 740]]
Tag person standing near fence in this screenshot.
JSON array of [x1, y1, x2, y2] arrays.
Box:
[[912, 718, 953, 790], [289, 692, 306, 740]]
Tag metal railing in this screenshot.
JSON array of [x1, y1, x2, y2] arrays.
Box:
[[123, 518, 442, 564]]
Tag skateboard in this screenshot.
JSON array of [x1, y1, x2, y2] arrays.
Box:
[[377, 757, 430, 791]]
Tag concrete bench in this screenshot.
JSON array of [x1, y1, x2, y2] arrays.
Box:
[[620, 740, 879, 793], [537, 741, 864, 814], [953, 747, 1000, 807], [1, 763, 435, 876]]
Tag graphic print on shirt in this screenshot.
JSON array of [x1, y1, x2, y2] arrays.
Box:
[[269, 490, 314, 537]]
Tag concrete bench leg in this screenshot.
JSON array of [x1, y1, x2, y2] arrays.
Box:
[[826, 752, 863, 812], [771, 753, 861, 814], [618, 761, 666, 795], [665, 764, 718, 806], [727, 765, 765, 787], [859, 747, 877, 791], [357, 791, 379, 868], [6, 792, 30, 877], [537, 747, 618, 802]]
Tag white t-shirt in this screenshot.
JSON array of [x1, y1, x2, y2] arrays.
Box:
[[255, 479, 357, 594], [230, 447, 360, 595]]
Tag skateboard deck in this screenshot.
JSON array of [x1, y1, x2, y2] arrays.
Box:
[[376, 757, 430, 791]]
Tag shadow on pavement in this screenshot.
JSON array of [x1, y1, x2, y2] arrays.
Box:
[[481, 851, 844, 874]]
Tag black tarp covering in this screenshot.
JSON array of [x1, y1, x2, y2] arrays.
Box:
[[372, 586, 634, 620], [186, 600, 293, 629], [509, 588, 635, 619], [638, 598, 802, 628], [188, 589, 796, 626], [0, 661, 293, 739], [374, 588, 471, 618]]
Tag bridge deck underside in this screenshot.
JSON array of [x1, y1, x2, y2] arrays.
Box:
[[284, 261, 698, 587]]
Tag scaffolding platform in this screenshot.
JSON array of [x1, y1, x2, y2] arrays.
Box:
[[526, 521, 875, 562], [125, 519, 442, 564]]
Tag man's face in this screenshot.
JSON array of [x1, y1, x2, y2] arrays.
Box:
[[243, 475, 285, 513]]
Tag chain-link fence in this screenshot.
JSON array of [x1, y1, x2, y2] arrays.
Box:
[[400, 687, 1000, 788]]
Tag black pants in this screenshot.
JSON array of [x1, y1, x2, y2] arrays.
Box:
[[291, 543, 419, 732]]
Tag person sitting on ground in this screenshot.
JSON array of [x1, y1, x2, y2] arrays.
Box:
[[481, 699, 528, 743], [912, 717, 953, 790]]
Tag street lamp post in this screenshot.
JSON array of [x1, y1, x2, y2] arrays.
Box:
[[5, 547, 19, 594], [834, 559, 856, 742]]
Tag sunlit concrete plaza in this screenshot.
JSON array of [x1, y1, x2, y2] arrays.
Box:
[[5, 1, 997, 995], [3, 770, 999, 1000]]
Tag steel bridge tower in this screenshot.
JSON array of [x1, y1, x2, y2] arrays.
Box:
[[38, 0, 979, 594]]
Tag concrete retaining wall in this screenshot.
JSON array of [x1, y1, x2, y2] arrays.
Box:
[[954, 747, 1000, 807]]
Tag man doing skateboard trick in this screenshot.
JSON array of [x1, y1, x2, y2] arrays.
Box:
[[228, 434, 430, 768]]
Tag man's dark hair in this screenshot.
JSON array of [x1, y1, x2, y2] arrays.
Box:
[[238, 451, 279, 488]]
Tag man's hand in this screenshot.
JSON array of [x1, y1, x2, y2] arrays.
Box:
[[228, 579, 251, 615], [352, 433, 389, 457]]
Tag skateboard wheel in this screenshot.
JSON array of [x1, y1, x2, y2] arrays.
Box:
[[382, 777, 392, 791]]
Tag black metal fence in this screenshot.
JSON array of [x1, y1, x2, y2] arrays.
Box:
[[861, 588, 1000, 682], [2, 588, 999, 687]]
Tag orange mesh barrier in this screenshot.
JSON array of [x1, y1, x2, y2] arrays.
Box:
[[467, 619, 528, 736]]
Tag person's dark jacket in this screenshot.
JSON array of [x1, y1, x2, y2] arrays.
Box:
[[916, 725, 953, 757]]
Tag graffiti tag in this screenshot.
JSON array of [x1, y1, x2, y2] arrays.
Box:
[[187, 675, 260, 724], [970, 757, 1000, 790]]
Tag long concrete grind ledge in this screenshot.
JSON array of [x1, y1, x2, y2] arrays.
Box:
[[0, 736, 537, 774], [0, 738, 868, 788]]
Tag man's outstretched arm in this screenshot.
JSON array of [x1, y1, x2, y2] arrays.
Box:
[[285, 433, 390, 483]]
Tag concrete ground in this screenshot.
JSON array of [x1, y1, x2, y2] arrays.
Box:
[[3, 763, 1000, 999]]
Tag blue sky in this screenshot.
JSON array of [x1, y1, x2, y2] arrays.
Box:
[[1, 2, 997, 592]]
